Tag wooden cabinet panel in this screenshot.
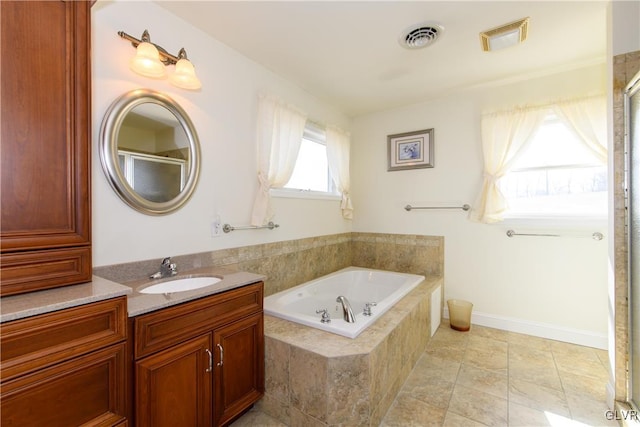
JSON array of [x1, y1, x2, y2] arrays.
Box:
[[134, 283, 262, 359], [136, 334, 213, 427], [213, 313, 264, 427], [1, 343, 127, 427], [132, 282, 265, 427], [0, 247, 92, 296], [0, 0, 92, 295], [1, 296, 127, 381]]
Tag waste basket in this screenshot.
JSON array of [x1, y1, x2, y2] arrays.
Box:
[[447, 299, 473, 331]]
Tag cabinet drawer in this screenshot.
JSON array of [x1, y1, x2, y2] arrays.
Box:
[[1, 343, 127, 427], [135, 282, 262, 359], [1, 296, 127, 381], [0, 247, 92, 296]]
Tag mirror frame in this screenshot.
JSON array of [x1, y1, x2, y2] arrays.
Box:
[[99, 89, 201, 215]]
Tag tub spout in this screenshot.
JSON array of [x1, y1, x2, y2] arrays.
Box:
[[336, 296, 356, 323]]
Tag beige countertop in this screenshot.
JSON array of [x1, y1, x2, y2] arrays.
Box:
[[125, 267, 266, 317], [1, 267, 266, 322], [0, 276, 132, 323]]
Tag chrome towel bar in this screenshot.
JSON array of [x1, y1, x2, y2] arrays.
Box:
[[222, 221, 280, 233], [506, 229, 604, 241], [405, 204, 470, 212]]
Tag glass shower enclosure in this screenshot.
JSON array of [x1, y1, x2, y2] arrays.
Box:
[[626, 69, 640, 410]]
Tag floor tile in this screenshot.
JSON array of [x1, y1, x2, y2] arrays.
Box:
[[456, 363, 508, 399], [398, 375, 455, 409], [381, 394, 446, 427], [509, 343, 556, 369], [471, 325, 510, 342], [508, 401, 553, 427], [229, 408, 287, 427], [560, 370, 609, 402], [507, 332, 553, 350], [424, 340, 467, 363], [411, 353, 461, 383], [233, 324, 613, 426], [553, 350, 610, 381], [565, 393, 619, 426], [443, 410, 489, 426], [448, 384, 508, 426], [509, 377, 571, 417], [463, 344, 509, 373], [510, 364, 564, 391]]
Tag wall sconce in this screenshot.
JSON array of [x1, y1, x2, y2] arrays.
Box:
[[118, 30, 202, 90]]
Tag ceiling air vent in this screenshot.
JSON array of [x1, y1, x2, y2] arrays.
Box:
[[400, 23, 444, 49]]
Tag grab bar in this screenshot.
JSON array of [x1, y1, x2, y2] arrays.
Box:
[[506, 230, 604, 241], [222, 221, 280, 233], [405, 204, 470, 212]]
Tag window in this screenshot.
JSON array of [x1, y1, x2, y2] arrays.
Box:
[[499, 113, 607, 219], [274, 123, 338, 199]]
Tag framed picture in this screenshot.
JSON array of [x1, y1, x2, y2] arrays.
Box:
[[387, 128, 434, 171]]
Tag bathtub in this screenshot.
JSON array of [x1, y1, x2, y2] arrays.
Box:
[[263, 267, 425, 338]]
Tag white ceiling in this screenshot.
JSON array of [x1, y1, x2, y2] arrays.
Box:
[[155, 1, 608, 117]]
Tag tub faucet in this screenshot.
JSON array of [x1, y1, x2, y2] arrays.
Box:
[[336, 296, 356, 323], [149, 257, 178, 279]]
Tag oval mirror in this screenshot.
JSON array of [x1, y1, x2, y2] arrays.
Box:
[[99, 89, 201, 215]]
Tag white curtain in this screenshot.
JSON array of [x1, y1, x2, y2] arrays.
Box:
[[251, 95, 307, 226], [470, 108, 547, 223], [326, 125, 353, 219], [554, 96, 607, 164]]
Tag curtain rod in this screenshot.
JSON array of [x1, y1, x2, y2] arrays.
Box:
[[483, 93, 606, 117]]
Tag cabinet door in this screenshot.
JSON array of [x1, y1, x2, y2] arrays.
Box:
[[136, 334, 213, 427], [0, 0, 91, 295], [213, 313, 264, 427], [1, 343, 126, 427]]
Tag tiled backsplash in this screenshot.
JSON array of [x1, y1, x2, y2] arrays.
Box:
[[93, 232, 444, 296]]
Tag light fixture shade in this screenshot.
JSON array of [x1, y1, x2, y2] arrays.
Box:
[[129, 42, 166, 78], [480, 17, 529, 52], [169, 58, 202, 90]]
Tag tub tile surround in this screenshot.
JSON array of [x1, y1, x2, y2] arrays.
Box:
[[93, 232, 444, 298], [258, 277, 440, 426]]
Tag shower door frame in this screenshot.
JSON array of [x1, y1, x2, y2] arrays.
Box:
[[625, 69, 640, 411]]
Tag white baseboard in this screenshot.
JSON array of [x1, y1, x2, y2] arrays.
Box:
[[443, 307, 608, 349]]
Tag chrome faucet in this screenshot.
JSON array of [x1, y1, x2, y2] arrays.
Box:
[[336, 296, 356, 323], [149, 257, 178, 279]]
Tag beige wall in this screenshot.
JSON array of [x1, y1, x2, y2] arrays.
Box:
[[351, 64, 609, 349], [92, 1, 351, 267]]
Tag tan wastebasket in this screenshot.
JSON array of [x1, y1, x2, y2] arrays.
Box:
[[447, 299, 473, 331]]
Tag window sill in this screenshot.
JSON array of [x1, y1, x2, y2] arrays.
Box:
[[270, 188, 341, 201]]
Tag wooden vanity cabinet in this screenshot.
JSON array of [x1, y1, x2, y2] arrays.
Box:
[[213, 312, 264, 426], [0, 0, 92, 296], [133, 282, 265, 427], [0, 297, 128, 426], [136, 334, 213, 426]]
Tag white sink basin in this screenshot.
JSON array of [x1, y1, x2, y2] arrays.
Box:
[[139, 276, 222, 294]]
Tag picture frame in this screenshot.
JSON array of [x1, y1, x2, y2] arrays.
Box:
[[387, 128, 434, 171]]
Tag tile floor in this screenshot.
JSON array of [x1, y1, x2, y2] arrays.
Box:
[[231, 323, 615, 427]]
